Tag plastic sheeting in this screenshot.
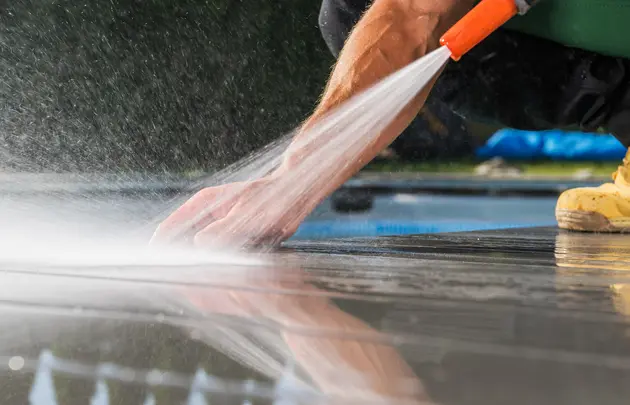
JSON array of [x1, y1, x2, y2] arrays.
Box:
[[476, 129, 627, 161], [291, 220, 553, 239]]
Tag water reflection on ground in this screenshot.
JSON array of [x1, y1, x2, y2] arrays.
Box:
[[0, 227, 629, 404], [0, 256, 426, 405]]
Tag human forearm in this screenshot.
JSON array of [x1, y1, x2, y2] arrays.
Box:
[[276, 0, 475, 194]]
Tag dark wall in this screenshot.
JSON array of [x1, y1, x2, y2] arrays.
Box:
[[0, 0, 333, 172]]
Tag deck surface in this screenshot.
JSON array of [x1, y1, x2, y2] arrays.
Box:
[[1, 226, 630, 404]]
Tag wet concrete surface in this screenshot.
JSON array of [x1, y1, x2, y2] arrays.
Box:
[[1, 226, 629, 404]]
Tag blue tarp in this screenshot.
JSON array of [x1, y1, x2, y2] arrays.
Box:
[[476, 129, 626, 161], [291, 220, 553, 240]]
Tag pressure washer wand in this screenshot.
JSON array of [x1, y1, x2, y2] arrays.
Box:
[[440, 0, 541, 61]]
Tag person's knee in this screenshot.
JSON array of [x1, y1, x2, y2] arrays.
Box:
[[319, 0, 371, 57], [319, 0, 346, 57]]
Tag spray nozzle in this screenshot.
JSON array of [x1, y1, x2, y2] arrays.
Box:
[[439, 0, 538, 61]]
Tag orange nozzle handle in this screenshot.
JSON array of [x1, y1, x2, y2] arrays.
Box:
[[439, 0, 518, 61]]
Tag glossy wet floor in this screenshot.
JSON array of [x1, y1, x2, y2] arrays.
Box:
[[1, 227, 630, 405]]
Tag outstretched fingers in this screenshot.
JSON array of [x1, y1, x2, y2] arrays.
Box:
[[151, 185, 241, 244], [193, 211, 292, 249]]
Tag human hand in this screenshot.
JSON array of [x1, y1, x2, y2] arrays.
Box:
[[151, 174, 318, 248]]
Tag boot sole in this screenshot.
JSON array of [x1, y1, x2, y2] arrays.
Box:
[[556, 208, 630, 233]]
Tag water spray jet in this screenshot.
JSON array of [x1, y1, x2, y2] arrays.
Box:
[[150, 0, 545, 250]]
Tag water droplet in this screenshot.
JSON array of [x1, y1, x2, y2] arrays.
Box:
[[8, 356, 25, 371]]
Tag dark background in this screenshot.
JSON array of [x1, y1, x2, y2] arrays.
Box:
[[0, 0, 334, 172]]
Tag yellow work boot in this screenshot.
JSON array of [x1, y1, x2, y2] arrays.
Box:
[[556, 149, 630, 232]]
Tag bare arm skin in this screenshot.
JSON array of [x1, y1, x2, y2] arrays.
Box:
[[153, 0, 476, 246], [278, 0, 476, 189], [260, 0, 477, 238]]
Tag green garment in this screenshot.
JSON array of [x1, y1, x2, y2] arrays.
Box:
[[505, 0, 630, 59]]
